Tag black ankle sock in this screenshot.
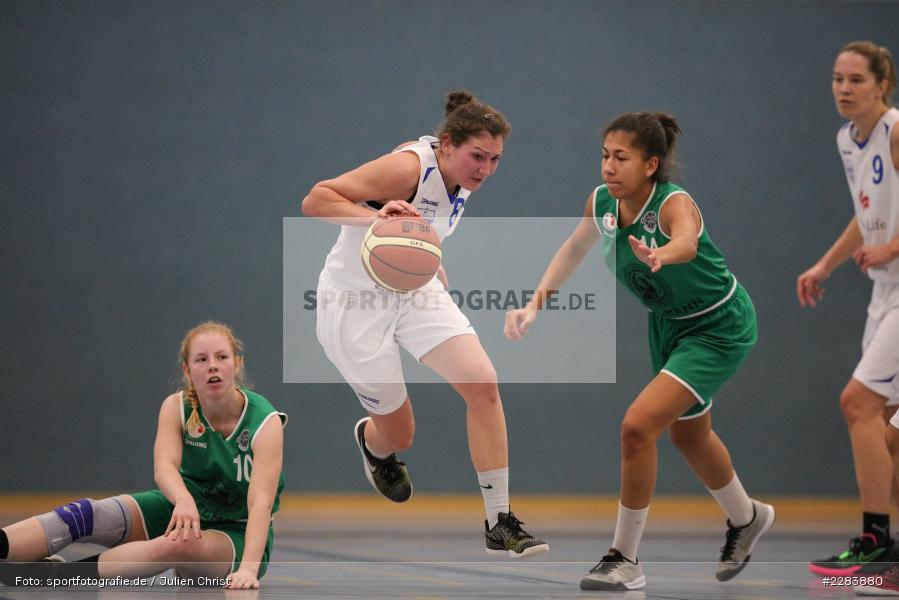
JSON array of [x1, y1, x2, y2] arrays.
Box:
[[0, 529, 8, 559], [863, 511, 890, 546]]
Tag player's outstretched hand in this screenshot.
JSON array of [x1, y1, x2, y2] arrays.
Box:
[[505, 307, 537, 341], [628, 235, 661, 272], [378, 200, 420, 219], [796, 263, 830, 308]]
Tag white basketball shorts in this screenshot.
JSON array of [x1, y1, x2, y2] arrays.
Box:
[[315, 275, 475, 414], [855, 280, 899, 408]]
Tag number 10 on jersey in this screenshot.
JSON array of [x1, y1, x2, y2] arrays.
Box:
[[233, 453, 253, 482]]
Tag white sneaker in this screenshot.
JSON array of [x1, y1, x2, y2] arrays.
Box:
[[580, 548, 646, 591], [716, 499, 775, 581]]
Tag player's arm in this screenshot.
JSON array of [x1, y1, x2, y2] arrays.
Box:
[[153, 394, 202, 540], [892, 121, 899, 171], [226, 416, 284, 590], [301, 151, 421, 224], [504, 194, 600, 340], [796, 216, 863, 307], [811, 216, 863, 274], [853, 127, 899, 271], [632, 193, 699, 272]]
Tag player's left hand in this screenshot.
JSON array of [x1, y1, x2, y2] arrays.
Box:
[[224, 566, 260, 589], [853, 243, 898, 273], [628, 235, 662, 272], [378, 200, 420, 219]]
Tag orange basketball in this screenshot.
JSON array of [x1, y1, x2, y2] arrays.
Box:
[[361, 217, 442, 292]]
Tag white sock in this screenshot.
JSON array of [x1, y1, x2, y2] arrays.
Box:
[[611, 502, 649, 562], [709, 473, 754, 527], [478, 468, 510, 529], [361, 421, 391, 460], [364, 440, 391, 460]]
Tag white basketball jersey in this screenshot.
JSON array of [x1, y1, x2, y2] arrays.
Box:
[[837, 107, 899, 282], [320, 136, 471, 290]]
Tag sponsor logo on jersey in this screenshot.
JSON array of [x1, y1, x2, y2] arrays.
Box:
[[861, 217, 886, 232], [421, 198, 439, 208], [623, 263, 673, 308], [237, 429, 250, 452], [187, 421, 206, 438], [641, 211, 658, 234], [860, 189, 870, 209], [843, 158, 855, 184], [601, 212, 617, 234], [184, 438, 207, 449]]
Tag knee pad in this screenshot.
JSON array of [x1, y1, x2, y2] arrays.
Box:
[[36, 496, 132, 554]]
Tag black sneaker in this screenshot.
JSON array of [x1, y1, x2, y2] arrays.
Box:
[[485, 511, 549, 558], [353, 417, 412, 503], [579, 548, 646, 591], [855, 540, 899, 575], [809, 533, 892, 576]]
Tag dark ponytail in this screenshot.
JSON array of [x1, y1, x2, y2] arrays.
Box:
[[604, 112, 682, 182]]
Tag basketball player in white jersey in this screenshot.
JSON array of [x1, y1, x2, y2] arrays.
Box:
[[301, 91, 547, 558], [797, 42, 899, 584]]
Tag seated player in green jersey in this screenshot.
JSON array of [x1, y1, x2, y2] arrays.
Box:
[[0, 321, 286, 590], [504, 112, 774, 592]]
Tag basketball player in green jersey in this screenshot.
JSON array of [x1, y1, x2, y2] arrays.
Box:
[[505, 112, 774, 591], [0, 322, 286, 590]]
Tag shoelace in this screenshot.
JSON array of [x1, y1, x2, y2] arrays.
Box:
[[720, 524, 744, 561], [837, 536, 868, 560], [376, 454, 406, 483], [590, 552, 625, 574], [502, 513, 534, 539]]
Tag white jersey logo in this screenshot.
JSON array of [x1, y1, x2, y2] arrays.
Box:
[[641, 211, 658, 234]]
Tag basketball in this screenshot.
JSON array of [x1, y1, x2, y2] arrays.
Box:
[[361, 217, 442, 292]]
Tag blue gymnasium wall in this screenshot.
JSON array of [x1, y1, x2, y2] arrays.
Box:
[[2, 1, 897, 494]]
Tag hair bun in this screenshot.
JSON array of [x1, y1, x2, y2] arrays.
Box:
[[445, 90, 475, 116]]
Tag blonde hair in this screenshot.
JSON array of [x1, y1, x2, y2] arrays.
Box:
[[179, 321, 247, 433]]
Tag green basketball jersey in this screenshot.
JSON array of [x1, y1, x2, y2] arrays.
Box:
[[180, 388, 286, 523], [593, 181, 735, 319]]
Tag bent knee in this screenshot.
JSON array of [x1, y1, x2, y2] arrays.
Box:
[[149, 535, 205, 564], [840, 386, 885, 424], [620, 416, 658, 454], [458, 363, 499, 389]]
